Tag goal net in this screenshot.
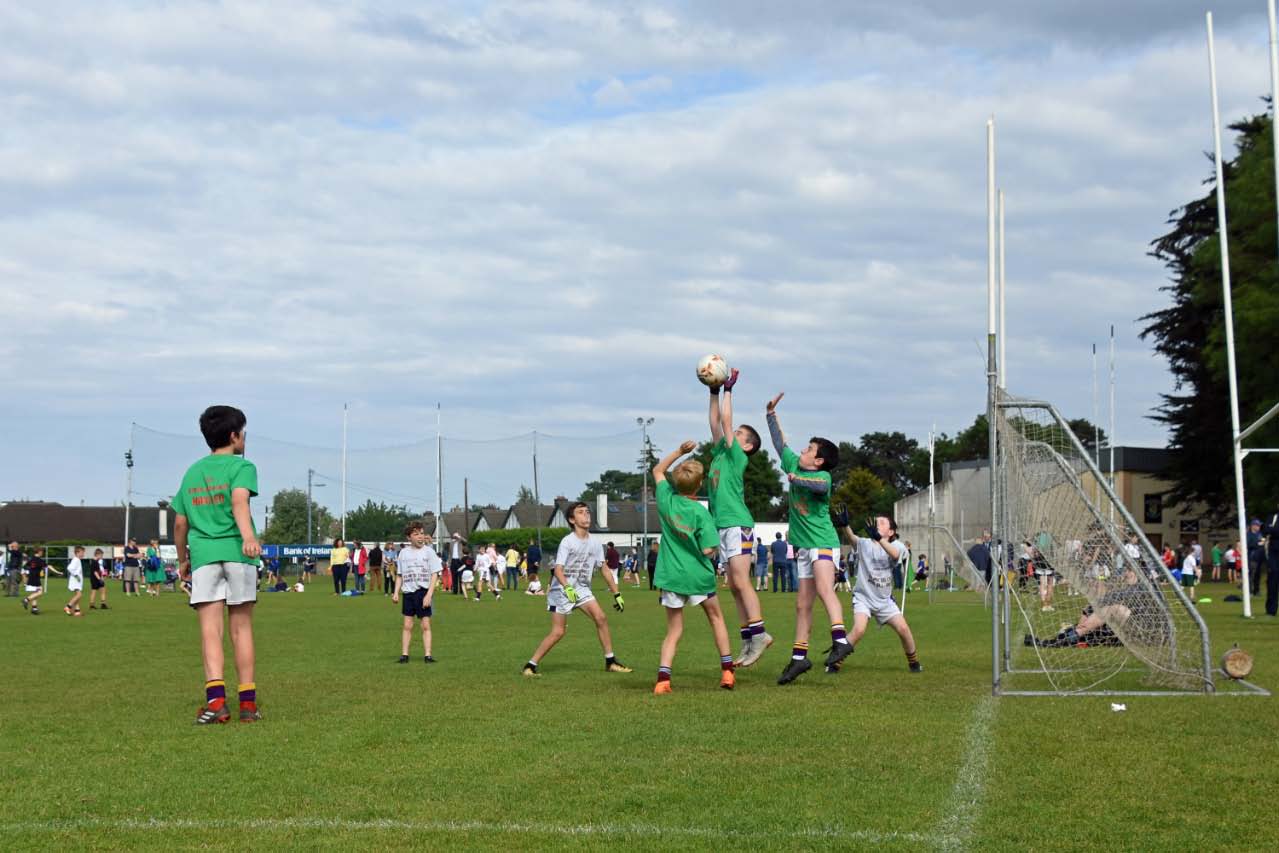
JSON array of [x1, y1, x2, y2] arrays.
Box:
[[993, 394, 1213, 695]]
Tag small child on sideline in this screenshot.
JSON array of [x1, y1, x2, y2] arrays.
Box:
[[836, 508, 923, 673], [1181, 546, 1199, 600], [88, 548, 110, 610], [20, 547, 57, 615], [173, 405, 263, 725], [393, 523, 442, 664], [64, 545, 85, 616], [524, 577, 544, 596], [522, 502, 630, 677], [652, 441, 736, 693]]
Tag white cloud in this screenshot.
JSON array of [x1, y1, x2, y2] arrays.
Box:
[[0, 1, 1270, 509]]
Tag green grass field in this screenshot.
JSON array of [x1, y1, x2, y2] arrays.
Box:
[[1, 579, 1275, 851]]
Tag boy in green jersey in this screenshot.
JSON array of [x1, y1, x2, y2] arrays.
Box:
[[765, 392, 852, 685], [173, 406, 263, 724], [652, 441, 736, 694], [706, 368, 771, 668]]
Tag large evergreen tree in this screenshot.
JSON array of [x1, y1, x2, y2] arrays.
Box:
[[1143, 111, 1279, 518]]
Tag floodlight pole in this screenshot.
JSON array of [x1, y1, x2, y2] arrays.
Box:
[[1109, 325, 1116, 523], [986, 117, 1001, 694], [437, 404, 444, 541], [532, 430, 542, 557], [1207, 12, 1253, 617], [998, 190, 1007, 391], [123, 423, 135, 550], [637, 417, 654, 548], [306, 468, 326, 544], [341, 403, 348, 541]]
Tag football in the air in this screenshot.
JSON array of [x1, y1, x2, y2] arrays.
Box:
[[696, 353, 731, 388]]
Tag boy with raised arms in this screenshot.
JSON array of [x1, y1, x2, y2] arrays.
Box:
[[765, 392, 853, 685], [706, 368, 771, 667], [652, 440, 736, 693], [393, 522, 442, 664], [173, 405, 263, 724], [522, 501, 630, 677], [836, 509, 922, 673]]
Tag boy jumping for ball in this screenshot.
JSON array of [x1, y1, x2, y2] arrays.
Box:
[[707, 368, 771, 667], [523, 502, 630, 677], [652, 441, 737, 693], [173, 405, 263, 724], [836, 509, 922, 673], [393, 522, 441, 664], [766, 393, 852, 684]]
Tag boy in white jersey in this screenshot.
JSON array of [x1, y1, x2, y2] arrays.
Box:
[[63, 545, 85, 616], [393, 523, 442, 664], [836, 508, 922, 673], [523, 502, 631, 677], [474, 547, 495, 600]]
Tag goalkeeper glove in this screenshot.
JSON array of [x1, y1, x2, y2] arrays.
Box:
[[833, 503, 849, 529], [721, 367, 740, 392], [865, 517, 882, 542], [565, 585, 579, 603], [613, 592, 625, 612]]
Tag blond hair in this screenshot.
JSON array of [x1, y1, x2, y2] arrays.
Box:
[[670, 460, 704, 496]]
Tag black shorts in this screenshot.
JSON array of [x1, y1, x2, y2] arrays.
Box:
[[401, 587, 433, 619], [89, 575, 105, 590], [527, 562, 540, 573]]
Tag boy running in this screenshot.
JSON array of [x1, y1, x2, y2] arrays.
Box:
[[523, 502, 630, 677], [173, 405, 263, 725], [20, 547, 57, 615], [707, 368, 771, 667], [836, 509, 923, 673], [393, 523, 442, 664], [88, 548, 110, 609], [64, 545, 85, 616], [652, 441, 736, 693], [765, 392, 852, 684]]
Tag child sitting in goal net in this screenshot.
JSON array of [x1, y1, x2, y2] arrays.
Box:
[[1023, 565, 1169, 650]]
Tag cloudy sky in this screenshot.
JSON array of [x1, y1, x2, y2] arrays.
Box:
[[1, 0, 1272, 516]]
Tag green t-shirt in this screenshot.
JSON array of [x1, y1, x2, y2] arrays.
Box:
[[172, 454, 260, 569], [708, 437, 754, 529], [781, 447, 837, 549], [654, 480, 719, 595], [1211, 545, 1223, 565]]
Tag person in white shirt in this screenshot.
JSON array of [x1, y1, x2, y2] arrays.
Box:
[[392, 524, 443, 663], [64, 545, 85, 617], [473, 546, 498, 601], [1180, 546, 1199, 599], [488, 544, 505, 599]]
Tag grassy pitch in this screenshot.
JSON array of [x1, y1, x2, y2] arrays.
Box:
[[0, 580, 1274, 851]]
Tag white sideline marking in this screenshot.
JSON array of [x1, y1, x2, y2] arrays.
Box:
[[936, 694, 998, 851], [0, 816, 944, 845]]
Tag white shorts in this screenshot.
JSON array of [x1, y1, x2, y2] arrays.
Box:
[[24, 584, 41, 594], [796, 547, 837, 580], [68, 577, 83, 592], [189, 561, 258, 607], [546, 587, 595, 615], [718, 527, 755, 564], [659, 589, 716, 609], [461, 570, 474, 583], [853, 591, 902, 626]]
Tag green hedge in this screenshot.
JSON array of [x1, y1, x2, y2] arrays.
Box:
[[461, 526, 569, 552]]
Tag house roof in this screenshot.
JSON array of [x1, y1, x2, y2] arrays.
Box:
[[0, 502, 174, 544]]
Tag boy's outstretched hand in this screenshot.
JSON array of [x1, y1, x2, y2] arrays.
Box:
[[678, 440, 697, 455], [766, 392, 784, 413], [834, 504, 850, 529], [865, 517, 882, 542], [722, 368, 739, 392]]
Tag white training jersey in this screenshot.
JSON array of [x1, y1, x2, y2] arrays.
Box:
[[475, 553, 492, 574], [551, 533, 603, 594], [398, 545, 442, 593], [67, 557, 83, 581], [1182, 555, 1197, 574], [495, 554, 506, 571], [854, 537, 905, 606]]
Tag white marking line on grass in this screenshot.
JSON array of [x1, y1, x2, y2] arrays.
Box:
[[0, 815, 943, 845], [935, 694, 998, 851]]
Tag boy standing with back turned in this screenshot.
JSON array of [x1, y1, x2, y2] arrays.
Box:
[[765, 392, 853, 685], [173, 405, 263, 724], [706, 368, 771, 667]]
